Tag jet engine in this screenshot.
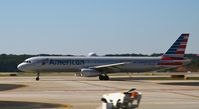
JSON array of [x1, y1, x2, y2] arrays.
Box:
[[80, 68, 100, 77]]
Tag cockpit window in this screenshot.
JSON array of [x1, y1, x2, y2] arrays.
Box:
[[24, 61, 31, 63]]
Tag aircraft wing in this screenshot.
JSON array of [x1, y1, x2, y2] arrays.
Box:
[[89, 62, 131, 72]]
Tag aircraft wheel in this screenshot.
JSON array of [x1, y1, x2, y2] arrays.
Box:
[[99, 75, 104, 80], [36, 77, 40, 81], [104, 75, 109, 80], [99, 75, 109, 80]]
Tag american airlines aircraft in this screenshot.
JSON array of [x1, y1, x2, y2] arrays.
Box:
[[17, 33, 190, 81]]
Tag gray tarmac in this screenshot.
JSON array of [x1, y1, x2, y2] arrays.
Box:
[[0, 75, 199, 109]]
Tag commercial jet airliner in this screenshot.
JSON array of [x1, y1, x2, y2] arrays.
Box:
[[17, 33, 190, 81]]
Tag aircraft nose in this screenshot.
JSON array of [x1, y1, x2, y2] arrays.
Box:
[[17, 63, 25, 71]]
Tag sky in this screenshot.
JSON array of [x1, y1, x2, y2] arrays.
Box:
[[0, 0, 198, 55]]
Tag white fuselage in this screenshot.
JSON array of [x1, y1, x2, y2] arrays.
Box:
[[17, 56, 174, 73], [17, 33, 190, 80]]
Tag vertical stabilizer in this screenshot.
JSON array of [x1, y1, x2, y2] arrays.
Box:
[[162, 33, 189, 60]]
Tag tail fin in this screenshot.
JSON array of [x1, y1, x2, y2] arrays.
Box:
[[162, 33, 189, 60]]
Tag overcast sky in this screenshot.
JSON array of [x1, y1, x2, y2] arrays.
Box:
[[0, 0, 198, 55]]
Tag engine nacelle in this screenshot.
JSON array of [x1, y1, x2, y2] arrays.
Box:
[[80, 68, 100, 77]]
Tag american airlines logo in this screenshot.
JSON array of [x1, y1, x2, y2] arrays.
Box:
[[42, 58, 49, 65], [49, 59, 85, 65]]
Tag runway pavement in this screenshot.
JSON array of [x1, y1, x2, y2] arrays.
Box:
[[0, 76, 198, 109]]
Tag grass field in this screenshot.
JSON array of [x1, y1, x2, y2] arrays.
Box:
[[0, 72, 74, 77]]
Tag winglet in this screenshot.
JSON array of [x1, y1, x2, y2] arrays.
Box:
[[162, 33, 190, 60]]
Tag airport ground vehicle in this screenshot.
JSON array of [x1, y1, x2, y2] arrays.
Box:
[[101, 88, 142, 109]]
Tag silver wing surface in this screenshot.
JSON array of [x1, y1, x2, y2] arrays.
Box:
[[89, 62, 131, 72]]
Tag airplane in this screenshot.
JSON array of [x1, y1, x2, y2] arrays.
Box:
[[17, 33, 190, 81]]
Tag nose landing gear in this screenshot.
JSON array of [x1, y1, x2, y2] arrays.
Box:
[[36, 73, 40, 81]]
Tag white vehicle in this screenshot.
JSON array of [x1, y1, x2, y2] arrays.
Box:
[[101, 88, 142, 109], [17, 34, 190, 80]]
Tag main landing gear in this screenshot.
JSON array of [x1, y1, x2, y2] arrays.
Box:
[[36, 73, 40, 81], [99, 74, 110, 80]]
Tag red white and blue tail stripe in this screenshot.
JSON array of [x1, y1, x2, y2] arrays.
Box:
[[157, 33, 189, 66]]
